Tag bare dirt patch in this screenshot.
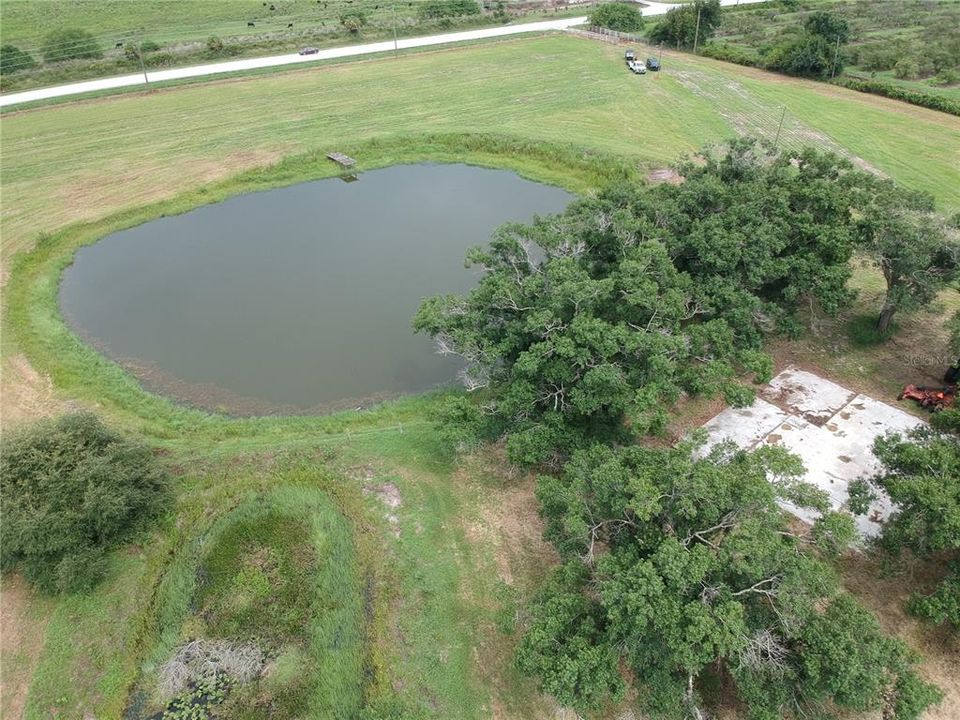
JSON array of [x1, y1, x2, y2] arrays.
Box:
[[55, 148, 290, 227], [767, 311, 958, 415], [840, 554, 960, 720], [1, 575, 52, 720], [646, 167, 683, 185], [0, 354, 69, 432], [362, 478, 403, 536], [459, 452, 556, 588]]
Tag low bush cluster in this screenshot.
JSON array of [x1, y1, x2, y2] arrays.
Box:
[[0, 412, 170, 593], [848, 27, 959, 83], [831, 76, 960, 116], [698, 40, 760, 66], [41, 27, 102, 63], [418, 0, 480, 21], [699, 12, 849, 79], [0, 44, 37, 75]]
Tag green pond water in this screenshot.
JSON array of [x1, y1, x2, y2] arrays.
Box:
[[59, 163, 572, 414]]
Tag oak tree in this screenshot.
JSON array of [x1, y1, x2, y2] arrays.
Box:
[[589, 3, 644, 33], [853, 182, 959, 333], [853, 427, 960, 627], [518, 442, 940, 718], [416, 141, 863, 465]]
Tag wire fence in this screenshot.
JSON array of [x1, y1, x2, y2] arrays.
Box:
[[578, 25, 643, 43]]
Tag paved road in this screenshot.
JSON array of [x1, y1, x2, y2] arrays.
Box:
[[0, 0, 767, 108]]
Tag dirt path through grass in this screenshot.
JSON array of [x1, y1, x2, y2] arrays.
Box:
[[0, 576, 53, 720]]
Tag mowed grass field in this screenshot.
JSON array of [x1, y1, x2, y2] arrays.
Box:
[[0, 0, 350, 46], [2, 33, 960, 720], [0, 0, 550, 50], [3, 33, 959, 262]]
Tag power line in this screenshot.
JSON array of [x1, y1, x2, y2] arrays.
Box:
[[1, 0, 583, 85]]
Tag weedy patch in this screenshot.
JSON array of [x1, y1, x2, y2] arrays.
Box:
[[158, 639, 265, 700], [135, 484, 371, 719]]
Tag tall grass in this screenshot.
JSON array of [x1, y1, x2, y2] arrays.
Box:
[[140, 481, 369, 718]]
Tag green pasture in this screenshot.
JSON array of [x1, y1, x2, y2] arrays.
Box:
[[3, 33, 960, 720]]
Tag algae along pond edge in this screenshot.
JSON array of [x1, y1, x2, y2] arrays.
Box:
[[58, 163, 573, 416]]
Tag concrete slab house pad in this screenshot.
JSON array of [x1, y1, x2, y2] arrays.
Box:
[[698, 366, 923, 538], [761, 368, 856, 425], [699, 399, 789, 450]]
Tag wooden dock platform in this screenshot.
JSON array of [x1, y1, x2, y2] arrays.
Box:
[[327, 151, 356, 169]]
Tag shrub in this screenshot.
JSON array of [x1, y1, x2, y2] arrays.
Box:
[[0, 44, 37, 75], [931, 68, 960, 85], [141, 39, 161, 53], [932, 409, 960, 435], [854, 426, 960, 628], [0, 413, 170, 593], [203, 36, 240, 58], [804, 11, 850, 43], [856, 43, 902, 72], [418, 0, 480, 20], [700, 41, 761, 66], [589, 2, 644, 33], [832, 76, 960, 116], [650, 0, 722, 49], [42, 28, 102, 63], [428, 395, 486, 458], [894, 56, 920, 80], [765, 31, 839, 78], [340, 10, 368, 34], [144, 51, 178, 69]]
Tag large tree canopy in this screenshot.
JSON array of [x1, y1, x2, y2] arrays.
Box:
[[650, 0, 722, 50], [853, 427, 960, 628], [804, 11, 851, 44], [589, 2, 644, 33], [765, 32, 841, 79], [415, 141, 865, 466], [517, 442, 940, 719], [852, 181, 960, 333]]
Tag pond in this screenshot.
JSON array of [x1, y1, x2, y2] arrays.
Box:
[[59, 164, 572, 414]]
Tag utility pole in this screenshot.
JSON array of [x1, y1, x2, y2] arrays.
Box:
[[658, 43, 663, 77], [830, 34, 841, 80], [693, 7, 702, 54], [138, 40, 149, 89], [392, 2, 399, 58], [773, 105, 786, 149]]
